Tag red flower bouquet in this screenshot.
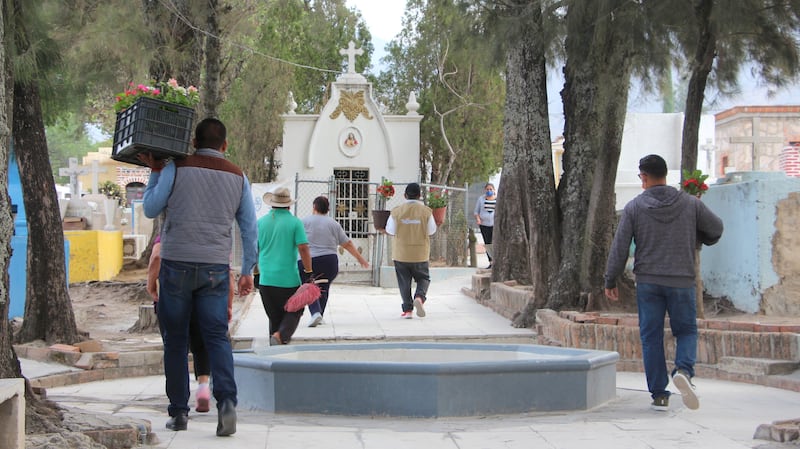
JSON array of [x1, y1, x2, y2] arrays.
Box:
[[377, 179, 395, 199], [681, 169, 709, 197]]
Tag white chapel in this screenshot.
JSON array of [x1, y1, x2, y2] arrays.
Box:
[[275, 42, 423, 228]]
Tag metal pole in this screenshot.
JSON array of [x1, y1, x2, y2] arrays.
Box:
[[293, 172, 299, 215]]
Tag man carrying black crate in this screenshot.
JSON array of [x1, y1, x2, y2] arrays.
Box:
[[139, 118, 258, 437]]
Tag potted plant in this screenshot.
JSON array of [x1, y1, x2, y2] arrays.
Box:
[[372, 179, 394, 231], [427, 187, 449, 226], [112, 78, 200, 167]]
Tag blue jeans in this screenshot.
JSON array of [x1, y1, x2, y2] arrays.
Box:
[[158, 259, 236, 417], [636, 282, 697, 399], [394, 261, 430, 312]]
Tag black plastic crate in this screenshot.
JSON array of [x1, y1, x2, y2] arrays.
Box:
[[112, 97, 195, 167]]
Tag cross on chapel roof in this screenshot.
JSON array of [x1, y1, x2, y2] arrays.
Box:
[[340, 41, 363, 75]]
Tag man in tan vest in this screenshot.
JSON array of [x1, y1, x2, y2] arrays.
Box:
[[385, 183, 438, 318]]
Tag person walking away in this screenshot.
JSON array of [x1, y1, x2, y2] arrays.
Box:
[[474, 182, 497, 268], [300, 196, 369, 327], [604, 154, 723, 412], [147, 234, 236, 413], [140, 118, 257, 437], [257, 188, 313, 344], [385, 183, 438, 318]]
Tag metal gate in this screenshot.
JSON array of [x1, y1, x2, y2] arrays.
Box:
[[293, 174, 470, 286]]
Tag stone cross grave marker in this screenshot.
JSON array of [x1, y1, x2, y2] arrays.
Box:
[[89, 160, 108, 194], [58, 157, 88, 198]]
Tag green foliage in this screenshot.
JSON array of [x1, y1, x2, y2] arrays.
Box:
[[221, 0, 372, 181], [377, 0, 505, 186], [46, 116, 94, 182], [253, 0, 373, 113], [39, 0, 150, 129], [426, 187, 449, 208]]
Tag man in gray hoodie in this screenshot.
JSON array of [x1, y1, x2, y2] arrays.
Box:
[[604, 154, 723, 412]]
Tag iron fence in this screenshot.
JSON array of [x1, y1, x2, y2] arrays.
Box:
[[292, 175, 471, 285]]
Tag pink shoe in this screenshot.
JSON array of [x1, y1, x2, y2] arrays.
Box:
[[195, 384, 211, 413]]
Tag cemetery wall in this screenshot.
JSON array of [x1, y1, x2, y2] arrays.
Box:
[[701, 172, 800, 315]]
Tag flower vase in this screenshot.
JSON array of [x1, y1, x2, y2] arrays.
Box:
[[372, 210, 391, 231], [432, 206, 447, 227]]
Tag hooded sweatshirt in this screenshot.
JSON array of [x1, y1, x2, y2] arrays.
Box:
[[604, 185, 723, 289]]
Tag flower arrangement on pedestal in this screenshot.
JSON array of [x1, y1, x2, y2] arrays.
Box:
[[114, 78, 200, 112], [373, 179, 394, 231], [681, 169, 709, 197]]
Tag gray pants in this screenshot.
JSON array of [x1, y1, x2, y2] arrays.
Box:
[[393, 261, 431, 312]]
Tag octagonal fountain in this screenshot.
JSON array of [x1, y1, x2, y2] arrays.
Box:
[[233, 342, 619, 417]]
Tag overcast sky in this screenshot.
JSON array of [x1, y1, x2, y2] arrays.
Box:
[[346, 0, 800, 136]]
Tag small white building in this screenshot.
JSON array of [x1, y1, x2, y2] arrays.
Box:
[[278, 42, 423, 232], [274, 42, 423, 274]]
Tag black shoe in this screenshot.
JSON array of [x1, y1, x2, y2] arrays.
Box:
[[216, 398, 237, 436], [166, 413, 188, 431]]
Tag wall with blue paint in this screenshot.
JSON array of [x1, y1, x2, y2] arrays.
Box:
[[701, 172, 800, 314], [8, 150, 70, 319], [9, 151, 27, 318]]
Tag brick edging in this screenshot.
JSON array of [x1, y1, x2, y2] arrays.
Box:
[[536, 309, 800, 392]]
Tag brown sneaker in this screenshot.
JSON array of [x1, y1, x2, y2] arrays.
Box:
[[650, 395, 669, 411]]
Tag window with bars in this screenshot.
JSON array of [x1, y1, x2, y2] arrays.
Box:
[[333, 168, 369, 238]]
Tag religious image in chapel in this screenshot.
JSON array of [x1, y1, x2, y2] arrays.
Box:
[[339, 127, 362, 157]]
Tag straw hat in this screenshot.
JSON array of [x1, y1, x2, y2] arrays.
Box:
[[263, 188, 295, 207]]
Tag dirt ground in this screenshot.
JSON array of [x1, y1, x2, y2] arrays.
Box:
[[21, 267, 159, 449], [69, 267, 159, 342]]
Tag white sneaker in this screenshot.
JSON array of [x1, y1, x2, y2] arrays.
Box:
[[672, 370, 699, 410], [308, 312, 323, 328], [413, 297, 426, 317]]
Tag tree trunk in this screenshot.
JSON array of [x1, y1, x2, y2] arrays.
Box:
[[135, 0, 203, 268], [11, 0, 79, 345], [695, 247, 704, 318], [203, 0, 222, 118], [680, 0, 715, 318], [493, 1, 560, 328], [3, 0, 69, 434], [546, 0, 635, 312], [141, 0, 202, 86], [0, 0, 18, 380], [680, 0, 715, 180], [13, 80, 81, 345]]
